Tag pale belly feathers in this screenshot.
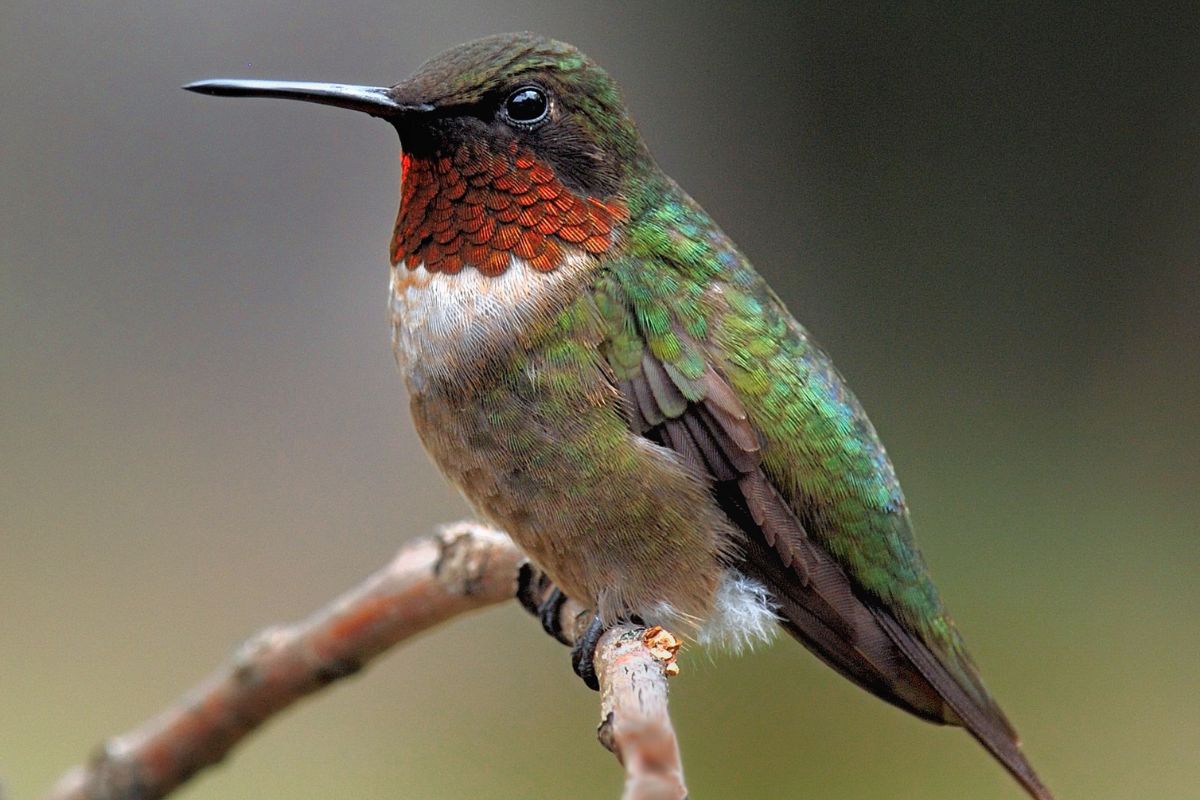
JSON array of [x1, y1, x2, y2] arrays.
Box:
[[388, 251, 776, 648]]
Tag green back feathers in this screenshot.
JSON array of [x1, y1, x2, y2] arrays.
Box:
[[601, 182, 1002, 712]]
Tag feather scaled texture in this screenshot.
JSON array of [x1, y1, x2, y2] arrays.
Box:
[[391, 141, 625, 274]]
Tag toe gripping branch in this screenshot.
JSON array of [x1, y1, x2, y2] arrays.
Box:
[[515, 562, 619, 691], [571, 612, 607, 691], [514, 561, 687, 797], [517, 561, 571, 644]]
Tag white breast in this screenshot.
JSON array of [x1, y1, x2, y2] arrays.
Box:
[[389, 251, 593, 390]]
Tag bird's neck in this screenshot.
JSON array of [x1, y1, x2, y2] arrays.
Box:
[[389, 143, 628, 277]]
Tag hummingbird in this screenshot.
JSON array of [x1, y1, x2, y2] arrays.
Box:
[[185, 32, 1052, 799]]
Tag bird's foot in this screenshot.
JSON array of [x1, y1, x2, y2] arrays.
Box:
[[517, 563, 643, 691], [515, 562, 572, 645], [571, 612, 651, 691], [539, 588, 572, 645], [571, 611, 607, 691], [515, 561, 544, 615]]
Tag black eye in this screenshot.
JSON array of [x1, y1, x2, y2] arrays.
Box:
[[504, 86, 549, 126]]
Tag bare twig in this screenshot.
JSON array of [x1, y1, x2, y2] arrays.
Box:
[[596, 626, 687, 800], [45, 523, 686, 800]]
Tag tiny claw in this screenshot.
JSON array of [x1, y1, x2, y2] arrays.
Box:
[[515, 562, 541, 616], [571, 612, 606, 691], [539, 588, 572, 646], [516, 563, 573, 645]]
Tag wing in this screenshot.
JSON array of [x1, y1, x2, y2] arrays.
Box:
[[594, 192, 1050, 799]]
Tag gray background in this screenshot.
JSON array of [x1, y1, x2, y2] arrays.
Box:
[[3, 3, 1197, 798]]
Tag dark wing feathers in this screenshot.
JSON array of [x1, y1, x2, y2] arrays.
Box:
[[733, 506, 949, 722], [608, 335, 1053, 799], [875, 612, 1052, 800], [617, 358, 952, 720], [641, 354, 690, 418]]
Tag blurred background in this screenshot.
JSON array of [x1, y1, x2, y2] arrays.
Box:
[[2, 3, 1197, 799]]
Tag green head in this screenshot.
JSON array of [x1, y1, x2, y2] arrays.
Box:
[[392, 33, 648, 197]]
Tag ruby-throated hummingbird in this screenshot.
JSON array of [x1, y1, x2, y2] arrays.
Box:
[[185, 32, 1052, 798]]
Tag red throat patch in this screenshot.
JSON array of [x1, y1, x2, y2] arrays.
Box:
[[390, 141, 627, 276]]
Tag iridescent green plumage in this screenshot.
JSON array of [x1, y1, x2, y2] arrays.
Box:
[[585, 174, 1042, 790], [610, 174, 997, 708], [624, 180, 938, 636]]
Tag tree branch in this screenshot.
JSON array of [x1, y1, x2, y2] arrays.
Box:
[[595, 626, 686, 800], [45, 523, 686, 800]]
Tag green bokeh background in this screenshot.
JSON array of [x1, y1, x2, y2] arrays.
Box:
[[3, 3, 1197, 799]]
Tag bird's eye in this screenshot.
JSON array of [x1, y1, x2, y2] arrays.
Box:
[[504, 86, 549, 126]]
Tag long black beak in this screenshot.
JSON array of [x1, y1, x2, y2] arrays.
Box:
[[182, 79, 432, 118]]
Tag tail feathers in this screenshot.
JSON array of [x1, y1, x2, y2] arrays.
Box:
[[718, 474, 1053, 798], [873, 611, 1054, 800], [737, 529, 951, 724]]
